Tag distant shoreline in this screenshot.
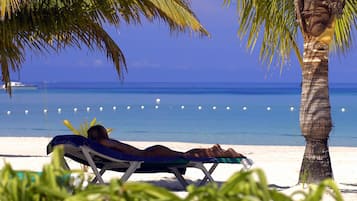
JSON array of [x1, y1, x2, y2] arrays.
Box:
[[5, 81, 357, 95]]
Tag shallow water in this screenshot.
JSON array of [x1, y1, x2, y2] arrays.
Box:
[[0, 82, 356, 146]]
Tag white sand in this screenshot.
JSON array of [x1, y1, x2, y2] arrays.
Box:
[[0, 137, 356, 200]]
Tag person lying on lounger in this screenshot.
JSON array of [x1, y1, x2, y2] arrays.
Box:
[[87, 125, 245, 158]]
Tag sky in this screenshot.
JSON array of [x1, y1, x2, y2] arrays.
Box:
[[20, 0, 357, 83]]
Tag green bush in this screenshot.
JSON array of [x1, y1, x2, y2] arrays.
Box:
[[0, 147, 344, 201]]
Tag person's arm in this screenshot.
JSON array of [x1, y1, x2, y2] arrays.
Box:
[[99, 139, 143, 156]]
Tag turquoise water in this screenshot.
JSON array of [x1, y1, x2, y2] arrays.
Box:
[[0, 82, 356, 146]]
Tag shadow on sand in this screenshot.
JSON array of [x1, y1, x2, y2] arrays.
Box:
[[0, 154, 46, 157]]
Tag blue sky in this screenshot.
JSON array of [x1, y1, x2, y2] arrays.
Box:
[[20, 0, 356, 83]]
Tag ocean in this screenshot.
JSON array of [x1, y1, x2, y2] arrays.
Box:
[[0, 82, 356, 146]]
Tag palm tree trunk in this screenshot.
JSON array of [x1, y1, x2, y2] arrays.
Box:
[[294, 0, 345, 184], [298, 39, 333, 183]]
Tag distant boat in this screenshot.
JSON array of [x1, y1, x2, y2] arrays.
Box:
[[2, 81, 37, 90]]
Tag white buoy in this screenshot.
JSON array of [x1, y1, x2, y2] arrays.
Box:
[[25, 110, 29, 115], [6, 111, 11, 115], [181, 105, 185, 110], [141, 105, 145, 110], [57, 108, 62, 114], [73, 107, 78, 112], [86, 107, 91, 112], [290, 106, 295, 112], [43, 109, 48, 114], [266, 106, 271, 111], [156, 98, 161, 104], [341, 107, 346, 112], [127, 106, 131, 110], [226, 106, 231, 110], [155, 105, 159, 109], [243, 106, 247, 111], [212, 106, 217, 110], [112, 106, 117, 111], [99, 106, 103, 111], [198, 106, 202, 110]]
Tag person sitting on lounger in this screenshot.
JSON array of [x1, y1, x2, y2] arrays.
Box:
[[87, 125, 245, 158]]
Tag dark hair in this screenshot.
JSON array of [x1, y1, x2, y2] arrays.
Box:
[[87, 125, 109, 141]]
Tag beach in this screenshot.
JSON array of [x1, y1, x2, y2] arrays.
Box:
[[1, 137, 356, 200]]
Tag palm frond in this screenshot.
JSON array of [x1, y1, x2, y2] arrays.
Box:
[[0, 32, 25, 95], [0, 0, 208, 94], [145, 0, 209, 36], [0, 0, 20, 20], [332, 0, 357, 54], [231, 0, 300, 69], [227, 0, 356, 69], [0, 0, 126, 95]]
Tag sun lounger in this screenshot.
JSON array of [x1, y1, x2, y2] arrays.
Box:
[[47, 135, 253, 188]]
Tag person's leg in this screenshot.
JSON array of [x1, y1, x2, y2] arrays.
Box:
[[184, 144, 226, 158], [222, 148, 245, 158], [144, 145, 184, 157], [184, 145, 244, 158], [143, 144, 245, 158]]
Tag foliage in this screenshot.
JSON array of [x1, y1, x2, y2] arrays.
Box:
[[0, 147, 344, 201], [63, 118, 112, 137], [224, 0, 357, 68], [0, 147, 81, 201], [63, 118, 112, 172], [186, 169, 343, 201], [0, 0, 208, 95]]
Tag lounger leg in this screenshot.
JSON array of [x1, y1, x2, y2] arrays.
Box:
[[81, 147, 105, 184], [91, 168, 107, 184], [120, 162, 141, 182], [190, 162, 215, 185], [61, 157, 70, 170], [169, 168, 189, 189], [241, 158, 253, 170], [199, 163, 218, 186]]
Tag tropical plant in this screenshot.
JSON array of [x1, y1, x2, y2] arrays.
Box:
[[63, 118, 112, 137], [63, 117, 110, 172], [225, 0, 357, 183], [0, 147, 78, 201], [0, 147, 344, 201], [0, 0, 208, 95]]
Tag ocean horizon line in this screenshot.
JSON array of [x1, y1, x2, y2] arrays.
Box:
[[22, 81, 357, 85], [19, 81, 357, 88]]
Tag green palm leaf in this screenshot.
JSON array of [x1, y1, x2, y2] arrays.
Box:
[[332, 0, 357, 54], [225, 0, 357, 69], [0, 0, 208, 95]]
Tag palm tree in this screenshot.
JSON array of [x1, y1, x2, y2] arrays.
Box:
[[226, 0, 356, 183], [0, 0, 208, 95]]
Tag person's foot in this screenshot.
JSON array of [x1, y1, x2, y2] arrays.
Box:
[[223, 148, 244, 158], [212, 144, 225, 152], [210, 144, 226, 156]]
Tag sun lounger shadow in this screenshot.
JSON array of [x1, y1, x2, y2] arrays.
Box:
[[341, 183, 357, 187], [338, 183, 357, 195], [268, 184, 291, 190], [144, 179, 226, 191], [47, 135, 253, 189], [133, 178, 195, 191], [0, 154, 46, 157]]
